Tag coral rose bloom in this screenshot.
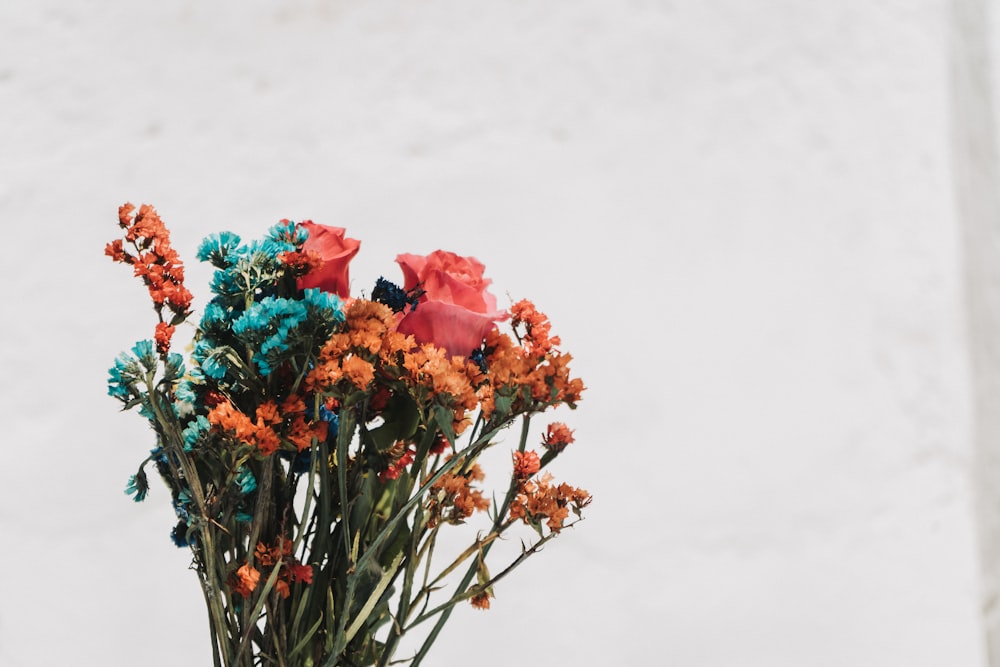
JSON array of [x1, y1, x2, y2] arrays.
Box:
[[395, 250, 508, 358], [296, 222, 361, 299]]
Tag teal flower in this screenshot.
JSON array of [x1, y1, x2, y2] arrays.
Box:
[[234, 467, 257, 495], [197, 231, 243, 268], [125, 471, 149, 502], [181, 415, 211, 451], [266, 219, 308, 246], [132, 339, 158, 373], [107, 353, 141, 401], [201, 355, 227, 381]]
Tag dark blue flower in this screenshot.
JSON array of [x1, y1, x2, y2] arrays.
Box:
[[170, 521, 192, 547], [371, 277, 423, 313], [470, 347, 488, 373]]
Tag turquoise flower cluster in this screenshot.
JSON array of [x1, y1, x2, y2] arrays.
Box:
[[108, 220, 345, 543], [181, 220, 344, 396]]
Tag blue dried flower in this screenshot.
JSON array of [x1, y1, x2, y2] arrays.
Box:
[[234, 467, 257, 495], [182, 415, 211, 451], [201, 355, 228, 381], [266, 220, 309, 246], [125, 471, 149, 502], [107, 352, 141, 401], [170, 521, 191, 547], [196, 231, 243, 268], [371, 277, 408, 313], [132, 339, 158, 373]]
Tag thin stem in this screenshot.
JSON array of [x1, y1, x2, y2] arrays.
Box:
[[355, 419, 512, 574], [409, 415, 532, 666], [146, 375, 235, 665]]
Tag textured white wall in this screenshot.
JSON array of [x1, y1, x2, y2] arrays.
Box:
[[955, 0, 1000, 662], [0, 1, 991, 665]]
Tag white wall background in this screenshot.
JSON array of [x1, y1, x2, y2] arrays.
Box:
[[0, 1, 995, 665]]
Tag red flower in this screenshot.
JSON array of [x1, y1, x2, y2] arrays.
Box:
[[395, 250, 508, 358], [108, 203, 193, 354], [295, 222, 361, 299], [290, 563, 314, 584], [154, 322, 175, 356]]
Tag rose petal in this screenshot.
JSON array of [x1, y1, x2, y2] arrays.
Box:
[[397, 301, 505, 358], [297, 222, 361, 298]]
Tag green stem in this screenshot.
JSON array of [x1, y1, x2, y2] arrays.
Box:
[[146, 375, 235, 665], [408, 415, 532, 666], [407, 518, 578, 629], [355, 419, 512, 575]]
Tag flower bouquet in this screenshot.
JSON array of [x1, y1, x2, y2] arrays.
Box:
[[105, 204, 590, 667]]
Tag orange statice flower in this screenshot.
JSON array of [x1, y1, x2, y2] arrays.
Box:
[[542, 422, 575, 453], [208, 399, 279, 455], [255, 400, 282, 426], [470, 591, 492, 610], [512, 450, 541, 479], [425, 460, 490, 527], [154, 321, 176, 356], [341, 355, 376, 390], [401, 343, 480, 431], [509, 473, 591, 534], [510, 299, 560, 356], [208, 400, 257, 443], [280, 394, 328, 452], [208, 394, 325, 456], [305, 300, 396, 395], [250, 540, 314, 599], [380, 442, 416, 482], [475, 309, 584, 421], [279, 246, 323, 277], [106, 203, 193, 354], [230, 563, 261, 597], [290, 563, 314, 585], [255, 540, 292, 567]]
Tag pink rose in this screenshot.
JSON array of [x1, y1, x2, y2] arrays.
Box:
[[395, 250, 508, 358], [296, 222, 361, 299]]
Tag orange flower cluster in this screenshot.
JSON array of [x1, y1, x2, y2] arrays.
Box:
[[306, 300, 483, 434], [254, 540, 314, 599], [425, 461, 490, 527], [279, 247, 323, 277], [510, 299, 560, 356], [305, 300, 405, 395], [228, 540, 313, 599], [379, 442, 416, 482], [401, 344, 481, 433], [208, 395, 325, 456], [476, 302, 584, 420], [105, 203, 193, 354], [542, 422, 575, 453], [230, 563, 261, 598], [469, 591, 492, 610], [512, 450, 541, 479], [509, 472, 591, 534]]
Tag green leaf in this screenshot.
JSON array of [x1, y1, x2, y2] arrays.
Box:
[[345, 552, 404, 646], [431, 405, 456, 448], [366, 393, 421, 452]]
